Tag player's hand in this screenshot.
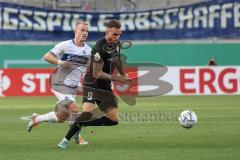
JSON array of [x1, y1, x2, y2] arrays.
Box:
[[115, 75, 133, 85]]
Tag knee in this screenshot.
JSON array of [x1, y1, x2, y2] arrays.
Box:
[[56, 114, 67, 123], [82, 102, 95, 112], [69, 102, 79, 113]]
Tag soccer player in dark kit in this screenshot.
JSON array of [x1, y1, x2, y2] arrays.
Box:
[[58, 19, 133, 149]]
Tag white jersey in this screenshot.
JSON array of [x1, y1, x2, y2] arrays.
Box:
[[50, 40, 91, 87]]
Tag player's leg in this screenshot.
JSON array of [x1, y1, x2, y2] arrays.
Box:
[[53, 88, 77, 122], [58, 88, 118, 148], [70, 85, 96, 145], [68, 85, 96, 145], [26, 111, 58, 132], [69, 101, 96, 124], [73, 107, 119, 127], [104, 107, 119, 122], [67, 101, 79, 123], [26, 102, 68, 132], [57, 96, 94, 145], [68, 89, 118, 133], [71, 102, 95, 145], [82, 102, 96, 112], [58, 102, 95, 148], [38, 99, 76, 124], [27, 90, 73, 132], [86, 89, 120, 125], [58, 106, 118, 149]]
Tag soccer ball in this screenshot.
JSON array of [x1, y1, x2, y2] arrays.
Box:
[[178, 110, 197, 128]]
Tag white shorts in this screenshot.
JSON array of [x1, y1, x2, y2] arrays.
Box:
[[52, 89, 76, 104]]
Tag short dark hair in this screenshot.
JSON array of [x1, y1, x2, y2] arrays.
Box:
[[105, 20, 121, 29]]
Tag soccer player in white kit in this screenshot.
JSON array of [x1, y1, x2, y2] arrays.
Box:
[[27, 21, 92, 145]]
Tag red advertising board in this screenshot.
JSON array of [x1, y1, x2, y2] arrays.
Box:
[[0, 68, 138, 97], [1, 66, 239, 97]]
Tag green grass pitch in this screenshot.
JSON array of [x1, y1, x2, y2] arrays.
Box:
[[0, 96, 240, 160]]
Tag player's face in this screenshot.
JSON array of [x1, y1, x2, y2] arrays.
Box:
[[106, 27, 122, 42], [75, 24, 89, 42]]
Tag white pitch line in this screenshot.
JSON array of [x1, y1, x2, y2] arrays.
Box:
[[20, 115, 33, 121]]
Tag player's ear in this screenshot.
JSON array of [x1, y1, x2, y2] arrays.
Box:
[[73, 25, 76, 34], [105, 28, 110, 35]]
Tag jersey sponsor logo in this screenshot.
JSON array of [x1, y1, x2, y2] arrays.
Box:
[[108, 55, 120, 62], [61, 53, 89, 65]]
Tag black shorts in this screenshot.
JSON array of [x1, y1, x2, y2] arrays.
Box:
[[82, 83, 118, 112]]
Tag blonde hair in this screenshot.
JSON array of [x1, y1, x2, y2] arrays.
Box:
[[75, 21, 88, 26]]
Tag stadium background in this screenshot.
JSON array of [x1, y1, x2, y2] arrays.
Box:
[[0, 0, 240, 160]]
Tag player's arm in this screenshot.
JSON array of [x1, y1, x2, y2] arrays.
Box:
[[115, 57, 125, 76], [43, 52, 60, 65], [43, 52, 71, 67], [115, 56, 133, 84], [43, 41, 72, 67], [92, 53, 131, 84]]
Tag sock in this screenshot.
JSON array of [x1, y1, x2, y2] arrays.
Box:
[[36, 111, 58, 123], [74, 112, 118, 126], [65, 122, 81, 140], [65, 113, 118, 140], [70, 112, 81, 139], [65, 112, 92, 140], [79, 116, 119, 126]]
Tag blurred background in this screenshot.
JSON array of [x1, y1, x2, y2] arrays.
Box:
[[0, 0, 209, 12]]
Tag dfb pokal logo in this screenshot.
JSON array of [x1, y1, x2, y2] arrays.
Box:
[[0, 70, 11, 97]]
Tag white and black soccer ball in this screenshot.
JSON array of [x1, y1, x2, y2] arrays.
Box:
[[178, 110, 197, 128]]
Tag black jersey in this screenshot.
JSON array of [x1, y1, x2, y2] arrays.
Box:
[[84, 38, 121, 89]]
